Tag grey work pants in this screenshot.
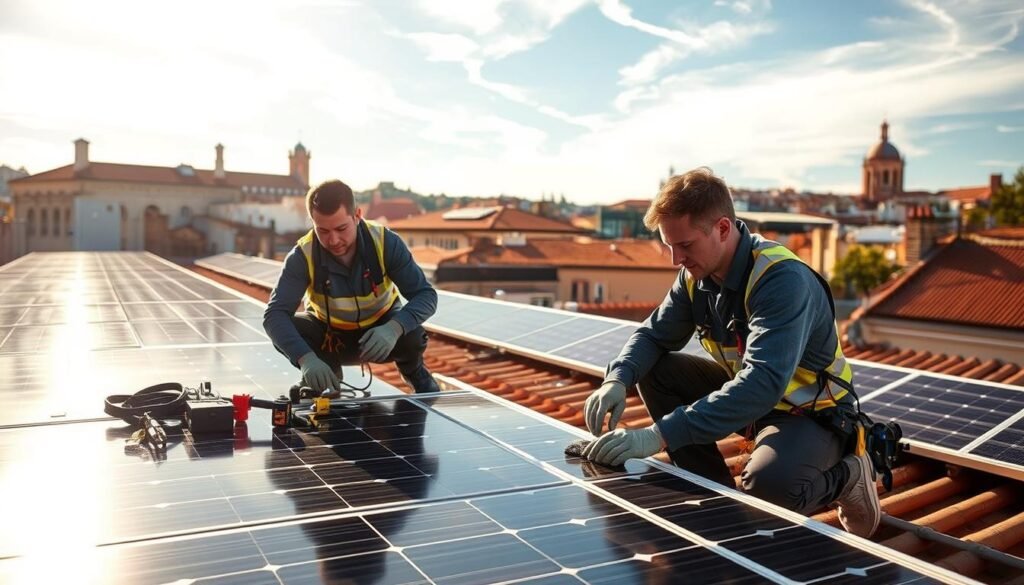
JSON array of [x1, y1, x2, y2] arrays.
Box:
[[637, 352, 850, 513], [274, 311, 437, 393]]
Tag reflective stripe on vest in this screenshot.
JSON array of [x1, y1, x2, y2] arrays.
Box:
[[685, 241, 853, 412], [298, 220, 400, 330]]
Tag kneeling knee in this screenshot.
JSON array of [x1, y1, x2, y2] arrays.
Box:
[[741, 468, 809, 511]]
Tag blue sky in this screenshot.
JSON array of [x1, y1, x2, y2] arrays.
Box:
[[1, 0, 1022, 204]]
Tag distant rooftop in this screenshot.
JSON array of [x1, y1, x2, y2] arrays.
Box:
[[389, 205, 587, 234], [10, 162, 306, 192]]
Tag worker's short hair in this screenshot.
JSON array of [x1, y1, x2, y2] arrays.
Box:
[[306, 180, 355, 216], [643, 167, 736, 233]]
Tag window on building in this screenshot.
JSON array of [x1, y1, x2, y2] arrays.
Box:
[[593, 282, 606, 304], [180, 206, 192, 220], [52, 207, 61, 237], [882, 169, 889, 185], [26, 209, 35, 236], [41, 209, 49, 236], [571, 280, 590, 303], [65, 208, 72, 236]]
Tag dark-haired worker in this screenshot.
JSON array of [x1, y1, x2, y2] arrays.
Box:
[[264, 179, 440, 394]]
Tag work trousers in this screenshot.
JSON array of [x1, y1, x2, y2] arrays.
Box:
[[276, 311, 437, 393], [637, 352, 850, 513]]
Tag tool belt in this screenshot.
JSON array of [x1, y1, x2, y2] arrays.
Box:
[[807, 404, 905, 492]]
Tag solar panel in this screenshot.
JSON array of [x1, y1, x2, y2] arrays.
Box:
[[970, 415, 1024, 466], [421, 380, 961, 583], [852, 363, 917, 397], [0, 388, 963, 583], [862, 373, 1024, 450]]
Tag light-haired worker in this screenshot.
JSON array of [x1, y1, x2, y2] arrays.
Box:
[[583, 167, 881, 538]]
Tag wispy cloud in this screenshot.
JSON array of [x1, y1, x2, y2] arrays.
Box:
[[401, 0, 591, 125], [922, 122, 979, 134], [600, 0, 773, 112], [997, 125, 1024, 133]]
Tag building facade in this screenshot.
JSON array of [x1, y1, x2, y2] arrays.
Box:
[[6, 139, 310, 261]]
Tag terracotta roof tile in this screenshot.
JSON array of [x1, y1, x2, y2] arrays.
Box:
[[940, 186, 991, 202], [362, 198, 422, 222], [441, 238, 675, 270], [840, 341, 1024, 387], [866, 232, 1024, 331], [388, 205, 587, 233], [408, 246, 472, 266], [10, 162, 305, 190]]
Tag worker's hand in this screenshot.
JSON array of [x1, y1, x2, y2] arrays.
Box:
[[584, 381, 627, 436], [582, 425, 665, 467], [298, 352, 341, 394], [359, 320, 404, 363]]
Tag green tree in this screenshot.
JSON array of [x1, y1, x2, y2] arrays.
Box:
[[992, 166, 1024, 226], [830, 245, 900, 299]]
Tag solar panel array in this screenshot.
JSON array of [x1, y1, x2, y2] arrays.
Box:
[[196, 251, 1024, 481], [0, 251, 972, 584]]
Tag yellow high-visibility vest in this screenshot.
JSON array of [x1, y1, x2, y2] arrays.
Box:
[[685, 241, 853, 412], [298, 220, 399, 330]]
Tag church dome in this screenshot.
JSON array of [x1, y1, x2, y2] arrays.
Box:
[[867, 120, 901, 161]]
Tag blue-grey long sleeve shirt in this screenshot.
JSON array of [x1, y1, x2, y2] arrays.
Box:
[[604, 221, 844, 451], [263, 223, 437, 363]]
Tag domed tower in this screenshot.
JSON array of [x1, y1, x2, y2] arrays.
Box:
[[289, 142, 311, 188], [862, 120, 904, 205]]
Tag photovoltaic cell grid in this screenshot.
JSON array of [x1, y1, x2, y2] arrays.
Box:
[[192, 252, 1024, 476], [0, 253, 291, 428], [970, 415, 1024, 466], [0, 252, 266, 355], [862, 374, 1024, 450], [0, 390, 959, 584]]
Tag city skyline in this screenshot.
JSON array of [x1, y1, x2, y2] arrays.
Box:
[[2, 0, 1023, 204]]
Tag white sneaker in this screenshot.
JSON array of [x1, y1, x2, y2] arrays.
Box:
[[835, 452, 881, 538]]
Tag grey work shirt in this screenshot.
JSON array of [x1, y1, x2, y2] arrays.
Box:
[[605, 220, 845, 451], [263, 223, 437, 363]]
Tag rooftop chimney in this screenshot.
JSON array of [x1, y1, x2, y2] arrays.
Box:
[[990, 173, 1003, 197], [214, 143, 225, 180], [73, 138, 90, 172]]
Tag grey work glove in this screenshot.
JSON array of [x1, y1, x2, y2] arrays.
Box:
[[298, 352, 341, 394], [584, 381, 627, 436], [359, 320, 404, 363], [582, 425, 665, 467]]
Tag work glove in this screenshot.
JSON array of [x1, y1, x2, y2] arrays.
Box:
[[298, 352, 341, 394], [584, 381, 627, 436], [359, 320, 404, 363], [582, 425, 665, 467]]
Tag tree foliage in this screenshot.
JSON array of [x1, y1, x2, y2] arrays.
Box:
[[830, 245, 900, 299], [992, 166, 1024, 226]]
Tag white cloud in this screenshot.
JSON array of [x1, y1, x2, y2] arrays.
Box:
[[598, 0, 707, 49], [997, 125, 1024, 133], [714, 0, 772, 16], [404, 32, 479, 62]]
